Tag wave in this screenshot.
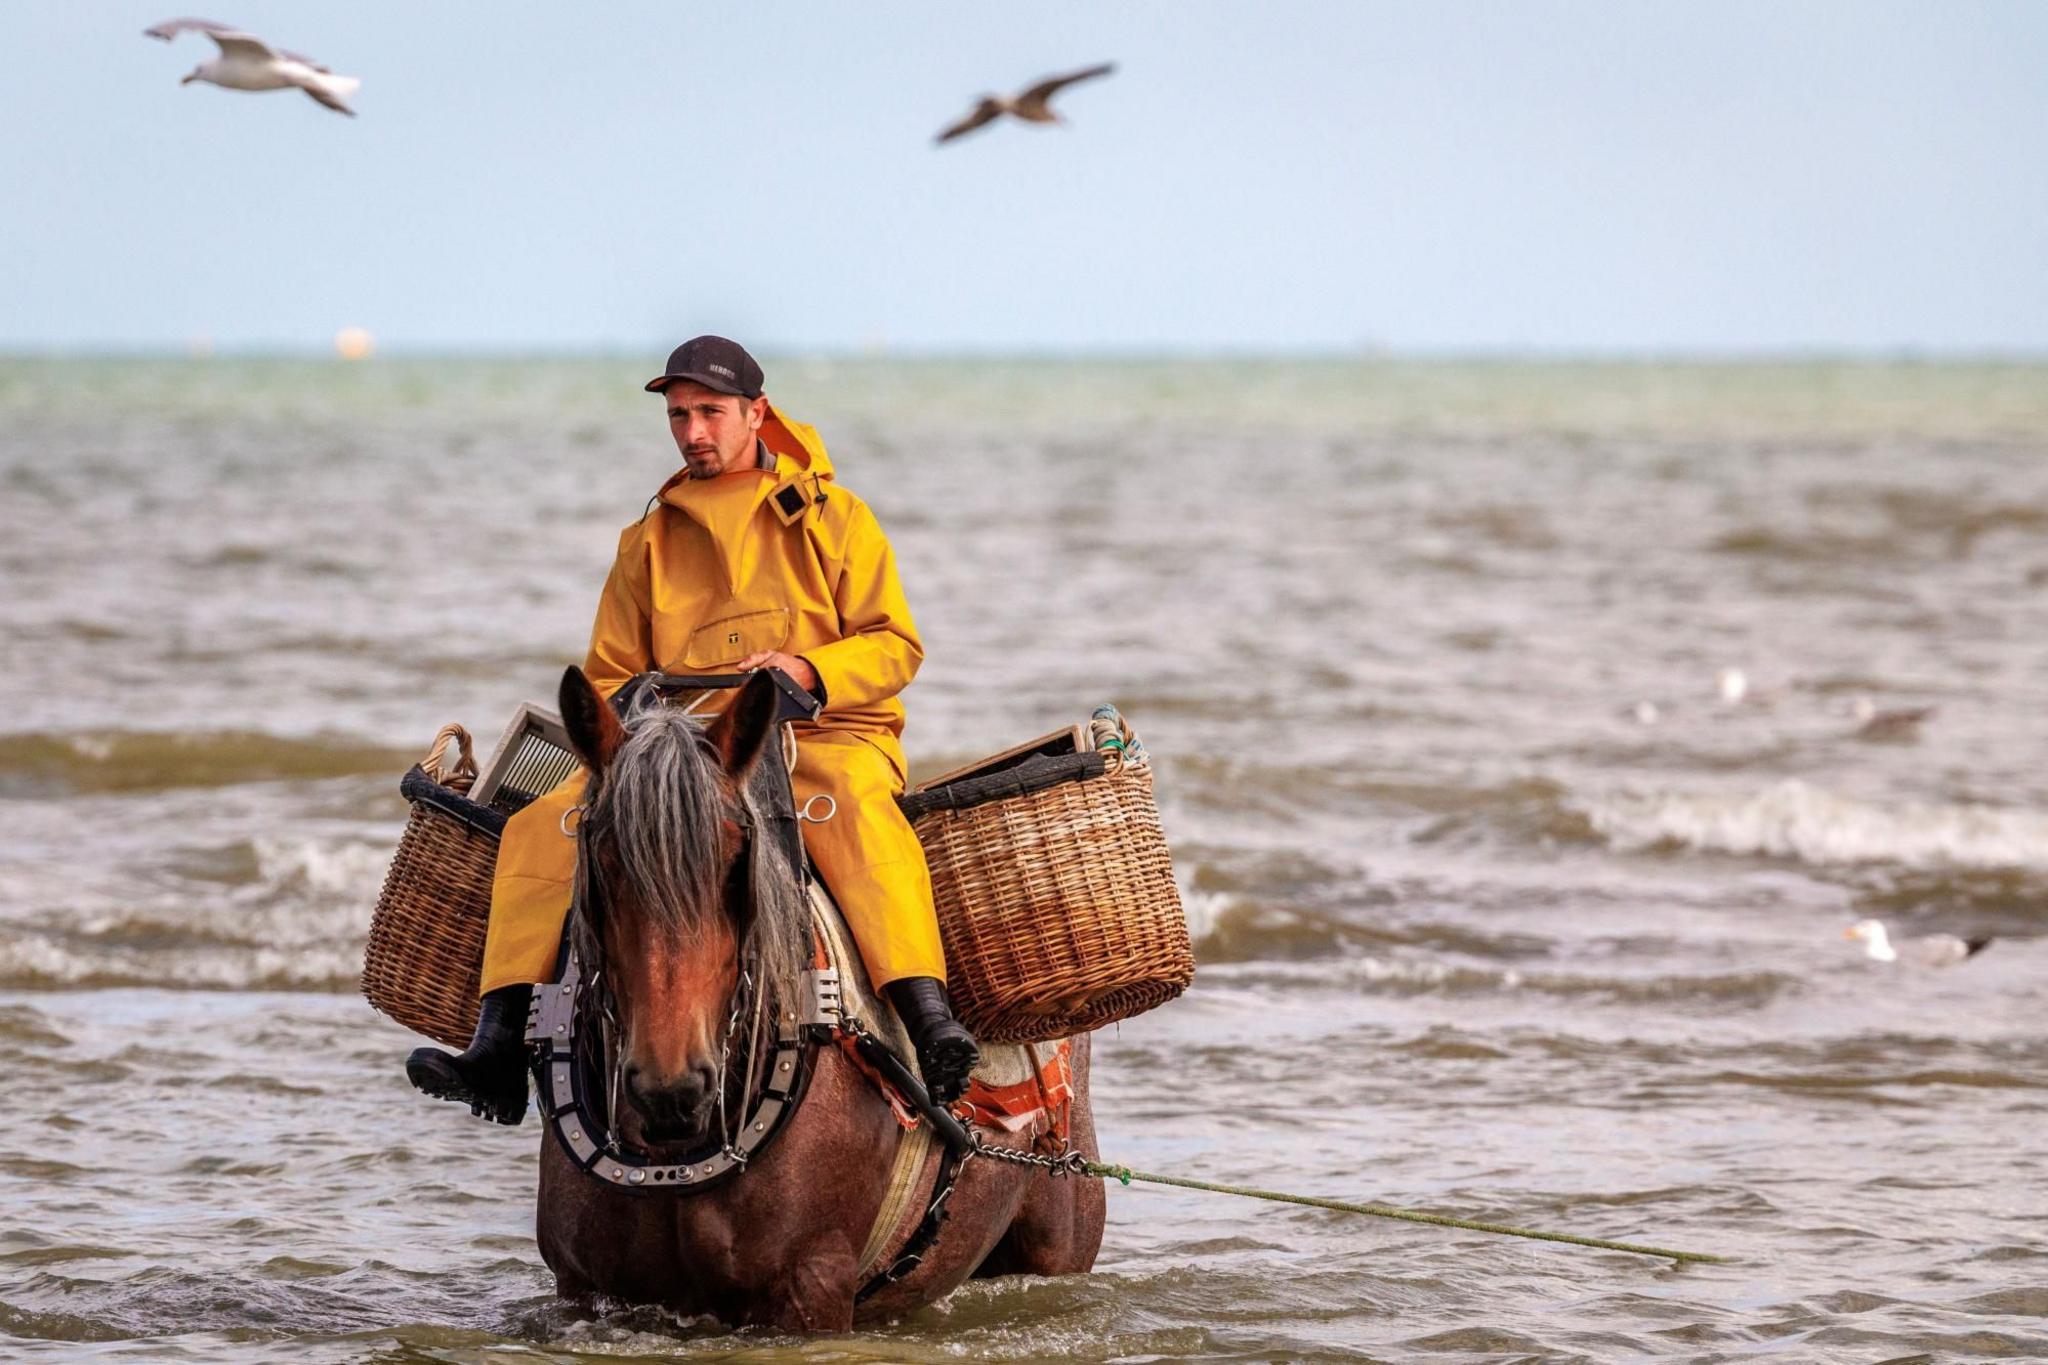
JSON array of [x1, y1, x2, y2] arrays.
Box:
[[250, 836, 393, 896], [1854, 867, 2048, 925], [1581, 779, 2048, 873], [1205, 956, 1799, 1007], [0, 934, 363, 992], [1188, 898, 1795, 1006], [1708, 526, 1895, 563], [1188, 895, 1364, 965], [1713, 488, 2048, 564], [1170, 758, 1598, 846], [0, 833, 393, 993], [0, 730, 412, 797]]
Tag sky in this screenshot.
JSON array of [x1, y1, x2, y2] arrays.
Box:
[[1, 3, 2044, 355]]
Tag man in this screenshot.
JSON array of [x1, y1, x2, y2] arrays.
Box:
[[406, 336, 978, 1124]]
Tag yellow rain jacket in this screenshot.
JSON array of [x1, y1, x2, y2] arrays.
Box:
[[479, 405, 942, 993]]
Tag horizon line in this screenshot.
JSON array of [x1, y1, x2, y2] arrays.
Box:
[[5, 344, 2047, 366]]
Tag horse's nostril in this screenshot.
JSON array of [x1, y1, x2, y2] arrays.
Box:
[[622, 1065, 655, 1116], [620, 1063, 717, 1135]]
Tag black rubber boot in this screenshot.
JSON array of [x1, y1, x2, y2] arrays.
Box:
[[405, 984, 531, 1125], [885, 976, 979, 1106]]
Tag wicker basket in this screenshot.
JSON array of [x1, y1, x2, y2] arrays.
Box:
[[902, 709, 1193, 1043], [362, 725, 506, 1048]]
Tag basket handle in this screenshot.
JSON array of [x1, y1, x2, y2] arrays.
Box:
[[422, 723, 478, 793]]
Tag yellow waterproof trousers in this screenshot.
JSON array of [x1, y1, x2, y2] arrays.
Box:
[[478, 731, 942, 994]]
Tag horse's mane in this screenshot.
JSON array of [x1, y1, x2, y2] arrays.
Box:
[[576, 701, 808, 1016]]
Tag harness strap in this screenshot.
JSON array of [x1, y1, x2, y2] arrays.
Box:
[[856, 1138, 965, 1301], [854, 1120, 936, 1280]]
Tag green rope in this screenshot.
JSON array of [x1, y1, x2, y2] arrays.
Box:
[[1083, 1162, 1729, 1265]]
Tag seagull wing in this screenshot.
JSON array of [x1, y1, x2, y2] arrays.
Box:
[[146, 19, 327, 71], [142, 19, 278, 62], [143, 17, 236, 41], [935, 98, 1004, 145], [294, 74, 357, 116], [1014, 62, 1116, 117], [207, 29, 279, 63], [1909, 933, 1993, 966]]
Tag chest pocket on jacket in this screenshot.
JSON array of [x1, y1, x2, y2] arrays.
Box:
[[679, 607, 791, 669]]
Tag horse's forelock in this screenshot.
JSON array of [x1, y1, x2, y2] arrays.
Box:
[[583, 706, 807, 1005], [588, 708, 725, 937]]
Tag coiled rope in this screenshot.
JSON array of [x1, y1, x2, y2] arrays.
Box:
[[1082, 1161, 1729, 1265], [1088, 703, 1146, 775]]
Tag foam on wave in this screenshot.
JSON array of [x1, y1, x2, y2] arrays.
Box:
[[0, 833, 391, 992], [1583, 779, 2048, 872]]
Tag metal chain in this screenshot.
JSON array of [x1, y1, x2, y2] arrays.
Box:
[[966, 1133, 1091, 1178], [589, 966, 624, 1145], [834, 1016, 1087, 1177], [714, 967, 755, 1164]]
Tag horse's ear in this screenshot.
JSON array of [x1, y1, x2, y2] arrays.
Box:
[[559, 666, 625, 773], [708, 670, 779, 779]]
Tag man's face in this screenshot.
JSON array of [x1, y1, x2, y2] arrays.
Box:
[[663, 380, 767, 478]]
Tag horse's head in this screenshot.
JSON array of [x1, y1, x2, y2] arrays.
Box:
[[558, 666, 799, 1149]]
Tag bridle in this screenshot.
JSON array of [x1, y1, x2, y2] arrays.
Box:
[[523, 742, 836, 1193]]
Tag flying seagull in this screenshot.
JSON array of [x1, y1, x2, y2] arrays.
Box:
[[145, 18, 359, 116], [935, 63, 1116, 145], [1845, 919, 1991, 967]]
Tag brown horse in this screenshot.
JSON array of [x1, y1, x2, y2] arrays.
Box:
[[537, 666, 1103, 1330]]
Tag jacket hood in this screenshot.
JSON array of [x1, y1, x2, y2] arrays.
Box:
[[761, 403, 833, 480], [651, 401, 834, 512]]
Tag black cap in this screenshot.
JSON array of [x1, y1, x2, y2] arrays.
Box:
[[644, 335, 765, 399]]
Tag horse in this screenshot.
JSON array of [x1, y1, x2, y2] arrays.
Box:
[[536, 665, 1104, 1330]]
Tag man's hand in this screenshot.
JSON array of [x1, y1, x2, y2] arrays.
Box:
[[735, 651, 821, 699]]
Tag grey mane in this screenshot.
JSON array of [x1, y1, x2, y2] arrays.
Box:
[[576, 700, 808, 1011]]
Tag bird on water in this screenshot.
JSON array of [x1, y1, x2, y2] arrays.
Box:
[[145, 18, 359, 116], [935, 63, 1117, 144]]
